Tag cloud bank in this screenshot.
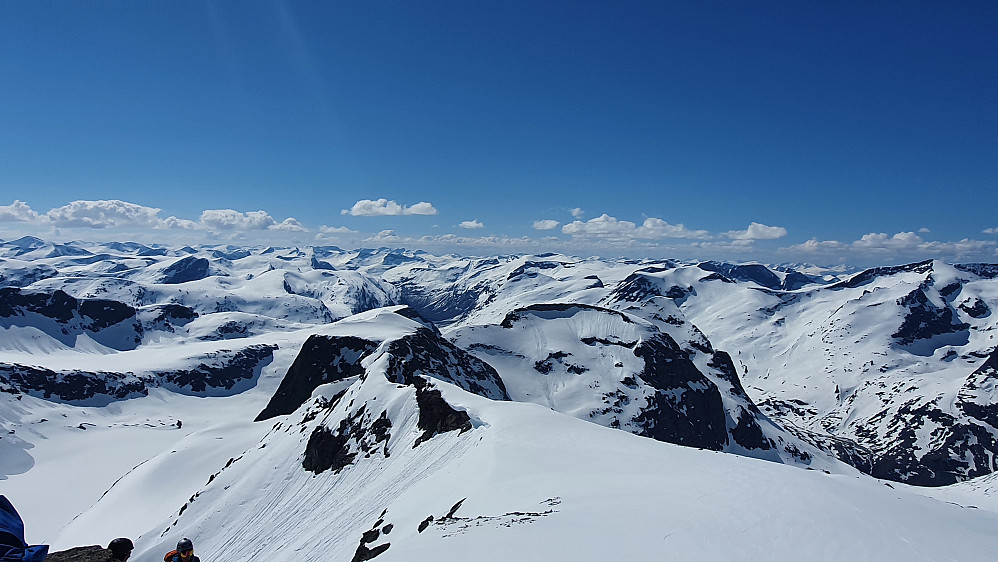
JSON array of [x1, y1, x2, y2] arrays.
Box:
[[3, 199, 996, 266]]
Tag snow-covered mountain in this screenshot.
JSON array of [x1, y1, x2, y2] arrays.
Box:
[[2, 237, 997, 560]]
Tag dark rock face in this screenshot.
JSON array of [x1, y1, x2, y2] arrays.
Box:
[[143, 303, 199, 333], [780, 270, 814, 291], [0, 289, 142, 350], [310, 256, 336, 270], [412, 378, 472, 447], [79, 299, 135, 331], [382, 251, 422, 267], [707, 351, 773, 451], [698, 262, 783, 289], [868, 400, 998, 486], [832, 260, 934, 290], [156, 344, 276, 394], [607, 273, 663, 303], [256, 335, 378, 421], [0, 288, 77, 322], [385, 328, 509, 401], [303, 407, 393, 474], [1, 344, 275, 404], [955, 349, 998, 446], [631, 334, 729, 450], [160, 256, 211, 284], [958, 298, 990, 318], [0, 364, 147, 403], [954, 263, 998, 279], [891, 288, 970, 354], [303, 425, 354, 474]]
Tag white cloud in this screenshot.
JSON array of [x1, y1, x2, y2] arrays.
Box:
[[570, 208, 584, 218], [790, 238, 847, 253], [404, 201, 438, 215], [0, 200, 42, 223], [852, 231, 923, 249], [533, 220, 560, 231], [459, 220, 484, 229], [315, 225, 357, 242], [563, 214, 711, 241], [367, 229, 401, 242], [983, 228, 998, 235], [159, 216, 199, 230], [47, 200, 162, 229], [636, 218, 710, 239], [200, 209, 278, 230], [562, 214, 637, 241], [725, 222, 787, 240], [342, 199, 438, 216], [918, 227, 931, 233], [318, 225, 356, 234], [270, 217, 306, 232]]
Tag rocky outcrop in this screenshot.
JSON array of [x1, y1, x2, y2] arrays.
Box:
[[0, 345, 275, 405], [412, 377, 472, 447], [631, 334, 729, 450], [43, 545, 116, 562], [256, 335, 378, 421], [303, 406, 392, 475], [385, 328, 509, 401], [891, 288, 970, 354], [0, 288, 142, 350]]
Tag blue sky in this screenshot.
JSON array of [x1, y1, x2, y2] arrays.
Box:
[[1, 1, 995, 266]]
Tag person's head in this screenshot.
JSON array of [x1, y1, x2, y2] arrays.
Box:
[[108, 537, 133, 561], [176, 538, 194, 560]]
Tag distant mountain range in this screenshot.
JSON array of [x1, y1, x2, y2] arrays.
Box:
[[2, 236, 997, 560]]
